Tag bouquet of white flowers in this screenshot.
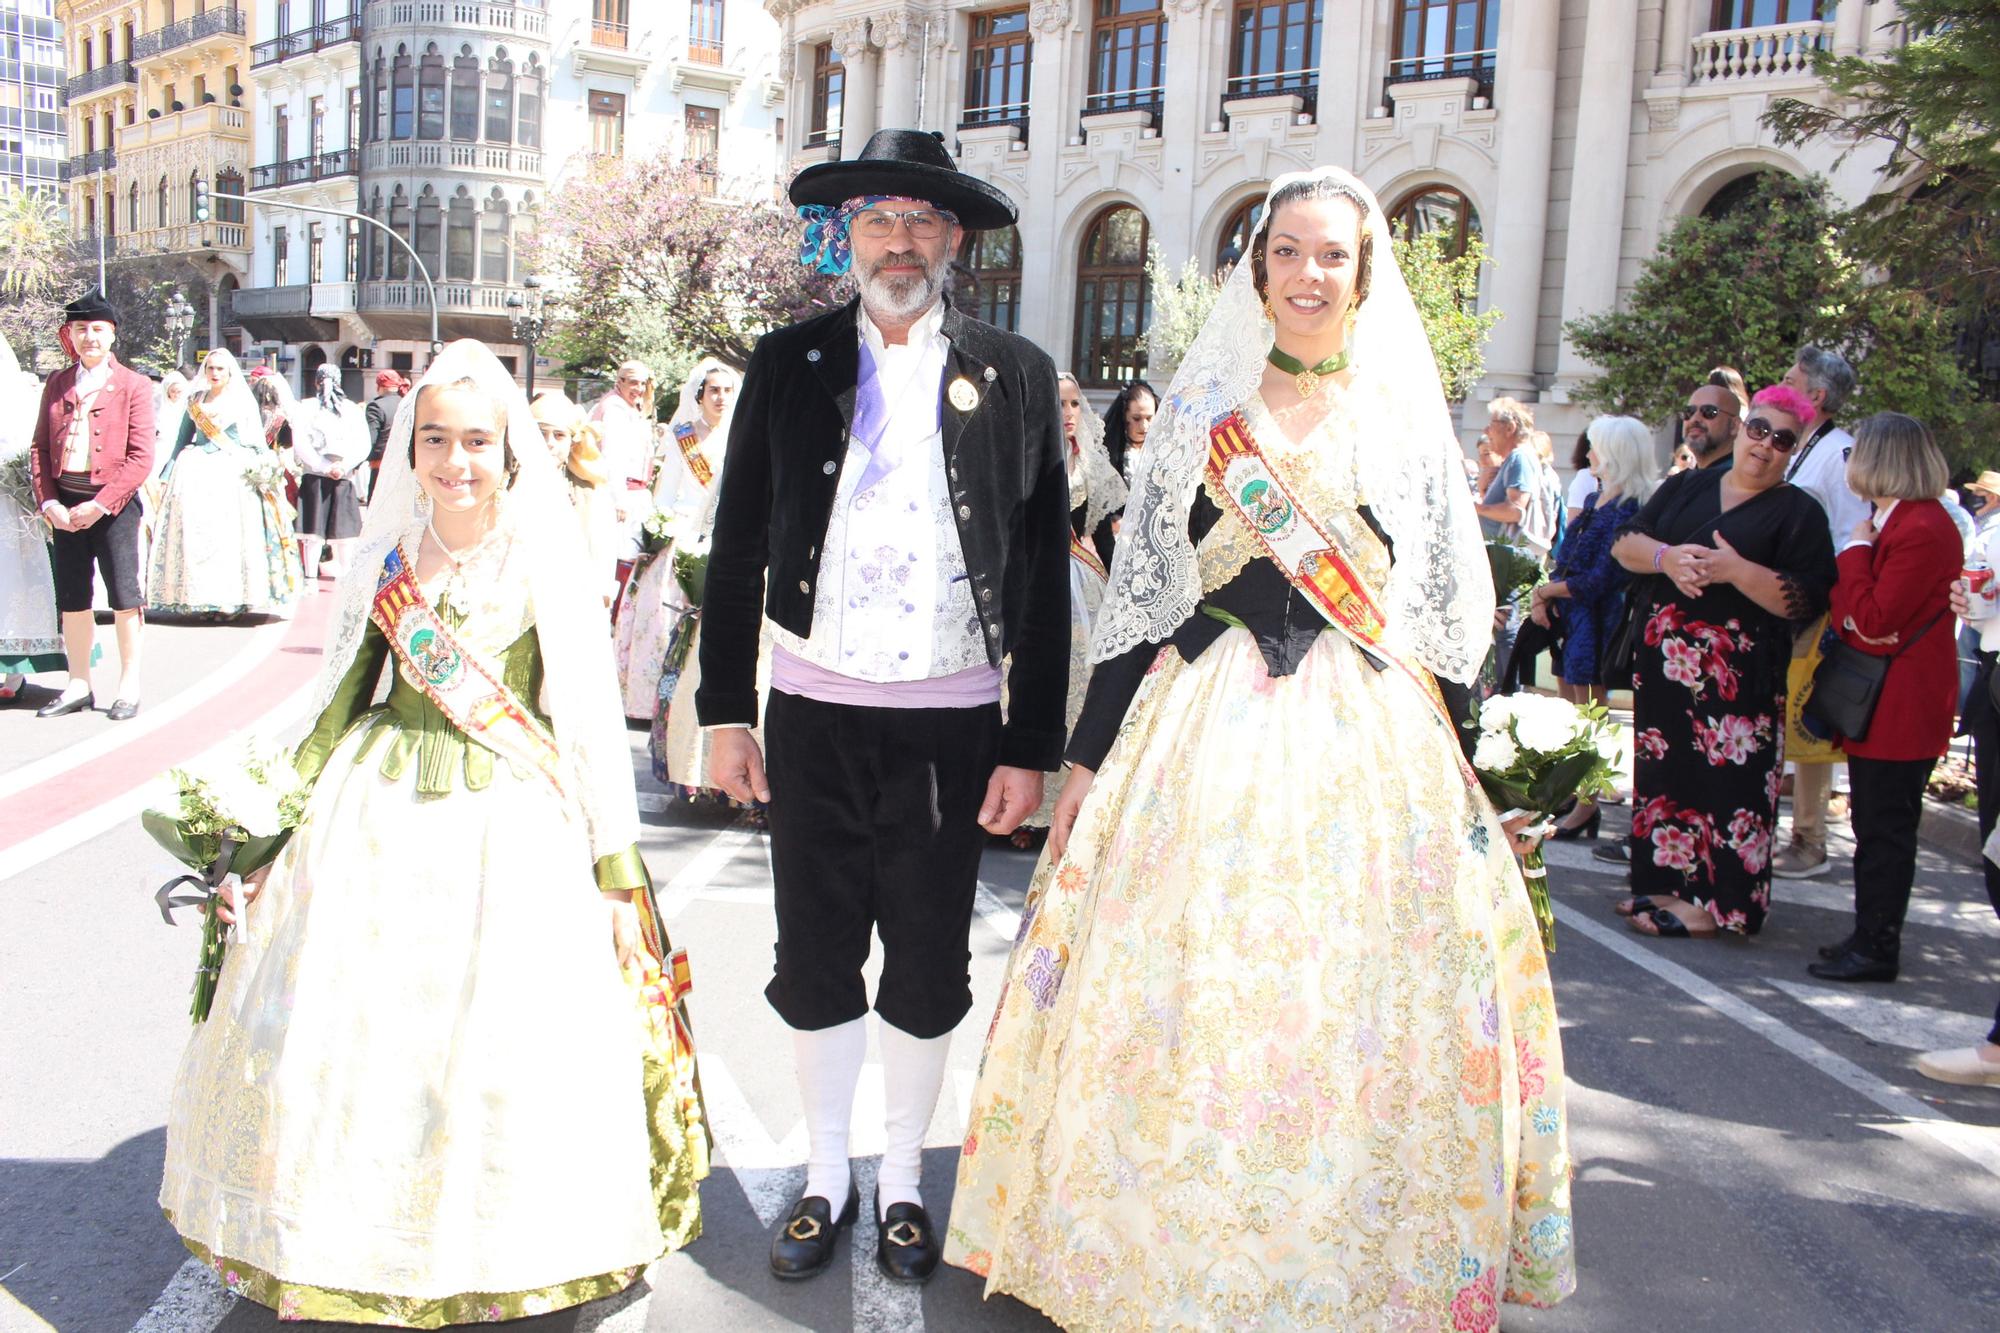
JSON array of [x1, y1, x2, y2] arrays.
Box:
[[241, 452, 288, 498], [143, 737, 311, 1023], [1470, 692, 1629, 951], [638, 507, 680, 557]]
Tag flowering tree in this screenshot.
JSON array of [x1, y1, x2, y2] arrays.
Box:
[[530, 154, 841, 383], [0, 186, 79, 371]]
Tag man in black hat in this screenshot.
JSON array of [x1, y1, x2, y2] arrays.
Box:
[[28, 288, 155, 719], [698, 129, 1070, 1284]]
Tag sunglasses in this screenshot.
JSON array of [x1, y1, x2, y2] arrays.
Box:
[[1743, 418, 1800, 452], [1680, 403, 1735, 422], [851, 208, 953, 240]]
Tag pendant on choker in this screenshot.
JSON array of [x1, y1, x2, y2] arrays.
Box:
[[1266, 345, 1351, 399]]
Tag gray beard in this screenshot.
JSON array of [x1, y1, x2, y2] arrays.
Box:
[[1692, 430, 1734, 463], [855, 263, 946, 327]]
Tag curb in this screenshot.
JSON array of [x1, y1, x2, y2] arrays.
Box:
[[1921, 795, 1983, 866]]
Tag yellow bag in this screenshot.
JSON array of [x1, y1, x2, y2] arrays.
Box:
[[1785, 614, 1845, 763]]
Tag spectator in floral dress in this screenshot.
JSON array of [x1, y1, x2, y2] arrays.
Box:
[[1608, 385, 1838, 938]]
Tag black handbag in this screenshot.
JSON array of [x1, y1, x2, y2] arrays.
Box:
[[1600, 576, 1660, 683], [1802, 610, 1947, 743]]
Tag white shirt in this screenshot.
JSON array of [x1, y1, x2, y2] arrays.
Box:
[[1566, 469, 1599, 511], [1785, 421, 1869, 545], [59, 359, 113, 473], [590, 393, 656, 539], [771, 302, 989, 683]]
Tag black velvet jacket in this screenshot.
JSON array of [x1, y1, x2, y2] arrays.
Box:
[[695, 297, 1073, 772], [1066, 490, 1478, 771]]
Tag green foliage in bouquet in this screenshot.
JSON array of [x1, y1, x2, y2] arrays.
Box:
[[673, 547, 708, 609], [1486, 541, 1544, 609], [638, 508, 677, 557]]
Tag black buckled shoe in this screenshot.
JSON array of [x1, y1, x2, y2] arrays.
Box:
[[1807, 948, 1899, 984], [875, 1196, 941, 1284], [769, 1179, 859, 1280], [36, 690, 92, 718], [1817, 932, 1857, 962]]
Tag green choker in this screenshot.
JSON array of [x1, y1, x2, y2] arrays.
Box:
[[1266, 345, 1351, 398]]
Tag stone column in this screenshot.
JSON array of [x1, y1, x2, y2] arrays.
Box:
[[1655, 0, 1696, 84], [833, 18, 878, 156], [1156, 0, 1206, 190], [1020, 0, 1076, 356], [1480, 0, 1560, 399], [1554, 0, 1641, 386], [1833, 0, 1867, 57], [876, 9, 920, 131], [1868, 1, 1904, 54]]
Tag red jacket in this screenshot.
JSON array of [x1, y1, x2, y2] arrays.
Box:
[[1830, 498, 1960, 761], [30, 356, 156, 517]]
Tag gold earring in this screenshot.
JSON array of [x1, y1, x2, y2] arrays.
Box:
[[1262, 293, 1277, 323]]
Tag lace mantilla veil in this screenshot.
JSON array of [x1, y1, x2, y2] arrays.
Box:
[[1061, 371, 1128, 536], [1091, 165, 1493, 685], [308, 339, 642, 861]]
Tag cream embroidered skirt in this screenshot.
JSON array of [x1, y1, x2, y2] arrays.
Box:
[[947, 627, 1576, 1330], [159, 719, 688, 1325]]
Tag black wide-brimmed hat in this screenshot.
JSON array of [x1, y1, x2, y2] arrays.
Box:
[[789, 129, 1017, 231], [62, 287, 119, 325]]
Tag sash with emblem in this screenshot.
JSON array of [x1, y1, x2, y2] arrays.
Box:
[[370, 544, 567, 797], [184, 395, 239, 449], [1206, 410, 1461, 748], [1069, 532, 1107, 582], [671, 421, 713, 488]]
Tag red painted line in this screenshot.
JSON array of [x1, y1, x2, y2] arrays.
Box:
[[0, 595, 332, 854]]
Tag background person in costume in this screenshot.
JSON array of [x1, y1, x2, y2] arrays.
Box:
[[159, 340, 707, 1326], [946, 168, 1576, 1326], [699, 128, 1071, 1287], [591, 358, 661, 554], [613, 358, 738, 720], [149, 348, 300, 620], [0, 337, 65, 703], [531, 389, 620, 601], [26, 287, 154, 719], [293, 365, 370, 583]]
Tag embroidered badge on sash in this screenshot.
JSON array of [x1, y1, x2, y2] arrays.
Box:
[[672, 420, 713, 487]]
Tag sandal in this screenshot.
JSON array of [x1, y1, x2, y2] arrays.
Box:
[[1630, 906, 1717, 940], [1615, 895, 1659, 918]]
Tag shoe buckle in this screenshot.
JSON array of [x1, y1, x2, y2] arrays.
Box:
[[884, 1219, 922, 1248], [785, 1215, 824, 1242]]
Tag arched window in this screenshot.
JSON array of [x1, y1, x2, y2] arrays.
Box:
[[215, 167, 245, 223], [417, 45, 446, 140], [485, 51, 514, 145], [1074, 204, 1152, 387], [1700, 169, 1781, 220], [391, 46, 414, 139], [1388, 184, 1480, 258], [387, 187, 410, 279], [369, 50, 388, 141], [103, 188, 115, 239], [481, 191, 511, 282], [1214, 194, 1266, 270], [451, 46, 480, 141], [956, 224, 1022, 332], [517, 55, 542, 149], [415, 186, 441, 277], [157, 176, 169, 227], [446, 187, 475, 281]]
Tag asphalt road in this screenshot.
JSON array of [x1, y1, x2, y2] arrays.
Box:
[[4, 620, 2000, 1333]]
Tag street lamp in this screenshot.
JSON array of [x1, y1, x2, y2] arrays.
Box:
[[505, 276, 545, 398], [164, 290, 196, 371]]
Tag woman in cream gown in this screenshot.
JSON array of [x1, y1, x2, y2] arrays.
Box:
[[0, 340, 62, 699], [158, 342, 706, 1326], [148, 348, 300, 617], [612, 359, 738, 719], [947, 168, 1575, 1331]]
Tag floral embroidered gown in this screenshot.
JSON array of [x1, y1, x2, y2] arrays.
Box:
[[149, 407, 300, 616], [1618, 465, 1836, 932], [947, 395, 1575, 1330], [159, 534, 706, 1326]]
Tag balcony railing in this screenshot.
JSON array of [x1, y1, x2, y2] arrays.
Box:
[[250, 148, 359, 191], [960, 99, 1029, 128], [135, 222, 249, 253], [1689, 19, 1834, 85], [133, 5, 246, 61], [688, 38, 723, 66], [66, 147, 117, 178], [65, 61, 135, 100], [1224, 68, 1317, 118], [118, 104, 249, 152], [590, 20, 628, 49], [365, 1, 547, 39], [251, 14, 360, 68], [1383, 52, 1496, 110], [363, 141, 541, 177], [1083, 86, 1164, 118]]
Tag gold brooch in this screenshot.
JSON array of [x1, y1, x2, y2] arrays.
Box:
[[785, 1215, 824, 1242], [884, 1220, 923, 1247], [948, 377, 980, 412]]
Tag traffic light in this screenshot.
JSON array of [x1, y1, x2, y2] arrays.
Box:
[[193, 176, 210, 223]]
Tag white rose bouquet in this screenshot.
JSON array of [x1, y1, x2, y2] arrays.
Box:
[[1471, 693, 1629, 951], [142, 737, 310, 1023]]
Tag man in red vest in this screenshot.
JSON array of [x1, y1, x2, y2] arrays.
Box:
[[29, 287, 155, 719]]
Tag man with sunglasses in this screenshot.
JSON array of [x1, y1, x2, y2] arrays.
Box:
[[698, 129, 1070, 1285], [1680, 383, 1742, 470], [1773, 345, 1866, 879]]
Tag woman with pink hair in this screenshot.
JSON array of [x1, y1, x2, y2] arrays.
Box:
[[1606, 384, 1839, 939]]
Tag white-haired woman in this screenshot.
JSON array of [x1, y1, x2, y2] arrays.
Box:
[[947, 167, 1573, 1324], [158, 341, 707, 1323], [1529, 414, 1658, 837], [149, 348, 300, 618]]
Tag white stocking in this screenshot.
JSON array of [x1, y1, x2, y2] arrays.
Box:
[[877, 1019, 951, 1219], [794, 1017, 865, 1205]]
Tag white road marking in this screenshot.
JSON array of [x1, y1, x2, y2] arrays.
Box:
[[126, 1256, 233, 1333], [1765, 978, 1993, 1053], [695, 1050, 807, 1229], [1556, 902, 2000, 1182], [0, 618, 294, 806], [653, 823, 766, 920], [974, 880, 1021, 942], [1771, 878, 2000, 938]]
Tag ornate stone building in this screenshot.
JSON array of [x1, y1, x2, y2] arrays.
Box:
[[764, 0, 1907, 435]]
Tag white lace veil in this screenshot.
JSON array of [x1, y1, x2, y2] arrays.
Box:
[[309, 339, 640, 861], [190, 348, 263, 447], [1058, 371, 1127, 534], [670, 357, 737, 432], [1091, 165, 1492, 684]]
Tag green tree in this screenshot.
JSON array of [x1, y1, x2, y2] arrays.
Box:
[[1392, 225, 1500, 403], [0, 186, 82, 371], [1563, 172, 1976, 464], [1141, 245, 1224, 376]]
